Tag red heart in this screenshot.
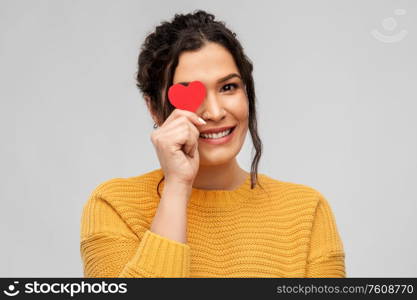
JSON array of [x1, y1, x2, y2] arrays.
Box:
[[168, 80, 206, 112]]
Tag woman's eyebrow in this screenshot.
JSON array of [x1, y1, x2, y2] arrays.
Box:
[[216, 73, 242, 83], [178, 73, 241, 85]]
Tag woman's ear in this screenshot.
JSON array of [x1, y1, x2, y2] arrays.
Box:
[[144, 94, 160, 126]]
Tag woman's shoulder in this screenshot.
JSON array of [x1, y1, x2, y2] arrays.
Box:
[[86, 168, 163, 209], [257, 173, 326, 208], [82, 169, 163, 238], [90, 168, 162, 194]]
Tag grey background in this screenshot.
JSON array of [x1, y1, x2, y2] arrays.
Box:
[[1, 0, 416, 277]]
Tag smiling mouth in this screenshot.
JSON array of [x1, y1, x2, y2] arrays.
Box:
[[199, 126, 236, 139]]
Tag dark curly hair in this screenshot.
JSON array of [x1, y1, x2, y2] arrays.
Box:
[[135, 10, 263, 197]]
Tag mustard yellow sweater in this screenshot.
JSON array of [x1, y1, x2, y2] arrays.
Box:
[[80, 168, 346, 278]]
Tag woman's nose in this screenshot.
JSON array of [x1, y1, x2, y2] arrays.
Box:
[[198, 92, 226, 121]]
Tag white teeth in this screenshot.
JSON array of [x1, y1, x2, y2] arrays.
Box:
[[200, 128, 232, 139]]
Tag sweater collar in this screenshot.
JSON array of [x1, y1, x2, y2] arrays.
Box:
[[156, 169, 259, 209]]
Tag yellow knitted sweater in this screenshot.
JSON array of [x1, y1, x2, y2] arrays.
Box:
[[80, 168, 346, 278]]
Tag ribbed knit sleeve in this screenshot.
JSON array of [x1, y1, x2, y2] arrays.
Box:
[[305, 192, 346, 278], [80, 190, 190, 278]]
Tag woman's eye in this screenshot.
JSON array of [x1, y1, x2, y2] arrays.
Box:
[[221, 83, 238, 92]]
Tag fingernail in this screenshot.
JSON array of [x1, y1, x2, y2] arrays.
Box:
[[198, 117, 207, 125]]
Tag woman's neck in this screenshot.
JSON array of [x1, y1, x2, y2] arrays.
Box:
[[192, 159, 249, 191]]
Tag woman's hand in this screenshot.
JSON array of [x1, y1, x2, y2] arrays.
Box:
[[151, 109, 206, 186]]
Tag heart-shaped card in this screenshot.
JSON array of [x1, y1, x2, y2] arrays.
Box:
[[168, 80, 206, 112]]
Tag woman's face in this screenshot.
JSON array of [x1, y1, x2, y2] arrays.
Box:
[[172, 42, 249, 166]]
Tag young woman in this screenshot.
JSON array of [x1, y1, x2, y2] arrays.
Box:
[[80, 10, 346, 278]]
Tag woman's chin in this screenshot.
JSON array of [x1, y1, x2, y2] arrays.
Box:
[[198, 151, 236, 166]]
